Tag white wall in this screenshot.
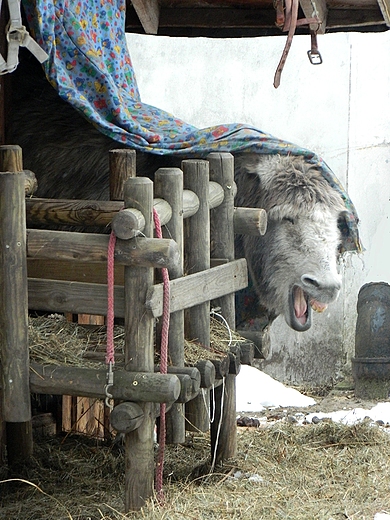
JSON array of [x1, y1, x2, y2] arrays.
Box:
[[126, 30, 390, 384]]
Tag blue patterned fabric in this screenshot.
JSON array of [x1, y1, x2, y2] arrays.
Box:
[[23, 0, 362, 252]]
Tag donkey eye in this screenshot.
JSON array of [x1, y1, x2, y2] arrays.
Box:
[[283, 217, 295, 224]]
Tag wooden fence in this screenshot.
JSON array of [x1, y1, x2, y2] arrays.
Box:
[[0, 144, 267, 511]]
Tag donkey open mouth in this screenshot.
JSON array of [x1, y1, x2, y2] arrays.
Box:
[[289, 285, 331, 331]]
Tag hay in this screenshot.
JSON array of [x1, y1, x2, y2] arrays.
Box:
[[1, 421, 390, 519], [28, 314, 237, 368], [21, 315, 390, 517], [28, 314, 125, 368]]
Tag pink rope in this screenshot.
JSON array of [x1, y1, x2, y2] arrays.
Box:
[[106, 230, 116, 366], [153, 208, 170, 502]]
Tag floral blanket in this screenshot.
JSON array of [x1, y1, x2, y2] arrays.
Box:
[[23, 0, 362, 252]]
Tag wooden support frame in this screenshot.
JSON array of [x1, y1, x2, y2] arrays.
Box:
[[377, 0, 390, 26], [0, 146, 253, 510], [182, 159, 212, 433], [131, 0, 160, 34], [123, 177, 155, 511], [299, 0, 328, 33], [154, 167, 186, 444], [0, 146, 33, 465], [208, 152, 238, 464]]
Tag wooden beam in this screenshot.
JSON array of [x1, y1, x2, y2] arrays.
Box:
[[377, 0, 390, 25], [27, 258, 125, 284], [28, 258, 248, 317], [299, 0, 328, 33], [26, 229, 180, 270], [126, 5, 387, 35], [29, 363, 180, 403], [146, 258, 248, 318], [326, 7, 385, 28], [126, 6, 278, 31], [131, 0, 160, 34]]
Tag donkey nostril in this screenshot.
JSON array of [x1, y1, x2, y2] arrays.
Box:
[[301, 276, 320, 288]]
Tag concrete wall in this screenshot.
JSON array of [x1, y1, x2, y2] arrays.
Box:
[[126, 30, 390, 384]]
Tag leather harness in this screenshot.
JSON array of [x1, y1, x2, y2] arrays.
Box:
[[273, 0, 322, 88]]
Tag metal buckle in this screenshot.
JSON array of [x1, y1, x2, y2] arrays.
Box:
[[104, 361, 114, 411], [307, 49, 323, 65], [7, 25, 27, 44]]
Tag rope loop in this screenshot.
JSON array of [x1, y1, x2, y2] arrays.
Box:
[[105, 230, 116, 412], [153, 208, 171, 502]]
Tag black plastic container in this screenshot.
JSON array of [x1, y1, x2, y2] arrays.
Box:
[[352, 282, 390, 399]]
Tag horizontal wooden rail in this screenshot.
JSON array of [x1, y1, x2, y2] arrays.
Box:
[[25, 181, 223, 229], [25, 186, 267, 237], [29, 363, 181, 403], [146, 258, 248, 317], [26, 229, 180, 269], [28, 258, 247, 316]]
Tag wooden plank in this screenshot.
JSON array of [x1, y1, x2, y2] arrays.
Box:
[[109, 148, 136, 201], [131, 0, 160, 33], [146, 258, 248, 317], [126, 7, 279, 30], [126, 4, 386, 34], [28, 259, 247, 316], [27, 258, 125, 284], [28, 279, 125, 316], [376, 0, 390, 25], [26, 196, 267, 236], [26, 229, 180, 269], [182, 160, 211, 434], [0, 155, 30, 420], [326, 7, 385, 28], [0, 3, 6, 146], [300, 0, 328, 33]]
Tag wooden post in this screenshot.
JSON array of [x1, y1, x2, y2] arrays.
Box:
[[109, 149, 136, 201], [123, 177, 155, 511], [208, 152, 237, 463], [182, 160, 211, 433], [62, 149, 137, 439], [0, 145, 33, 465], [154, 167, 185, 444]]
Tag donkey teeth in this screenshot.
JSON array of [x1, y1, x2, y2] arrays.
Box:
[[310, 299, 328, 313]]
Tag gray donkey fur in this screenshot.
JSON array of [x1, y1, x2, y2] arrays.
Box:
[[234, 153, 346, 331]]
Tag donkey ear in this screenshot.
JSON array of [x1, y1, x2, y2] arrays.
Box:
[[337, 210, 358, 253]]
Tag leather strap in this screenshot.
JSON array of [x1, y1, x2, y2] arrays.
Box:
[[273, 0, 321, 88], [0, 0, 48, 75]]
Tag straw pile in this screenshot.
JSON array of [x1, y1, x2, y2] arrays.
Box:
[[1, 420, 390, 519], [27, 314, 238, 367]]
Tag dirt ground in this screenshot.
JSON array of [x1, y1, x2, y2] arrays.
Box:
[[239, 377, 388, 424], [1, 379, 390, 520]]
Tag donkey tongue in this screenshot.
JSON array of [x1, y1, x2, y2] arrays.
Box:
[[294, 287, 307, 321]]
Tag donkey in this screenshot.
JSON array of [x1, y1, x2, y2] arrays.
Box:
[[7, 57, 346, 332], [234, 153, 345, 331]]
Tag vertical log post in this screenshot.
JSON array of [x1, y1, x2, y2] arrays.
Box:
[[154, 168, 185, 444], [123, 177, 155, 511], [108, 148, 138, 440], [208, 152, 237, 463], [0, 145, 33, 466], [182, 160, 211, 433], [109, 149, 137, 201], [62, 150, 137, 438]]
